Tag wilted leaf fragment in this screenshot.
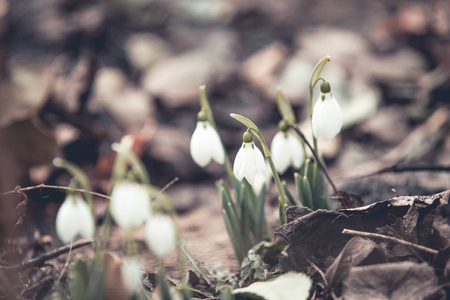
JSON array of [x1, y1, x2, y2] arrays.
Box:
[[232, 272, 312, 300], [343, 262, 444, 300], [325, 237, 387, 288]]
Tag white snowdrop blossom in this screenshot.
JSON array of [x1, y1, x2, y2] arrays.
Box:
[[110, 181, 151, 231], [56, 194, 94, 243], [271, 131, 304, 174], [121, 257, 143, 295], [312, 93, 343, 140], [145, 215, 177, 259], [233, 142, 266, 186], [190, 121, 225, 167]]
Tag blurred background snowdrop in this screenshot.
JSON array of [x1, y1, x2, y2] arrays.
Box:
[[55, 193, 94, 243], [145, 214, 177, 259], [110, 181, 151, 231], [121, 256, 144, 296]]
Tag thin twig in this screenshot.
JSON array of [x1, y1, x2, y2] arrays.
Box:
[[0, 239, 93, 272], [351, 164, 450, 180], [57, 239, 73, 282], [342, 229, 438, 255], [290, 124, 339, 194], [0, 184, 111, 200], [161, 177, 179, 194], [306, 258, 328, 287]]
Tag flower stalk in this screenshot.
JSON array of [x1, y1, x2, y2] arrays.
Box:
[[199, 85, 234, 182], [230, 113, 289, 223]]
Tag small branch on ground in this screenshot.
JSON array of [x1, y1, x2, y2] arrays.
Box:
[[0, 239, 93, 273], [351, 164, 450, 180], [0, 184, 111, 200], [342, 229, 438, 255]]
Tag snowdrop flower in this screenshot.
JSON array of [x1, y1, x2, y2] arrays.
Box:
[[312, 82, 343, 140], [190, 110, 225, 167], [121, 256, 143, 295], [145, 215, 177, 259], [110, 181, 151, 231], [56, 194, 94, 243], [271, 129, 304, 174], [233, 131, 266, 186]]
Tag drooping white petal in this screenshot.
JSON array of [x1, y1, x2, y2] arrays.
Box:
[[204, 123, 225, 165], [233, 142, 247, 181], [271, 132, 304, 174], [56, 194, 94, 243], [254, 144, 267, 178], [145, 215, 177, 258], [190, 122, 212, 167], [286, 133, 304, 169], [312, 94, 343, 140], [121, 257, 143, 295], [190, 121, 225, 167], [312, 98, 323, 138], [110, 181, 151, 231], [233, 142, 266, 185], [271, 132, 291, 174]]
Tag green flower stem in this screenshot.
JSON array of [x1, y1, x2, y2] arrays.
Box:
[[111, 143, 150, 185], [199, 85, 234, 182], [230, 113, 289, 220], [290, 124, 339, 195], [309, 55, 331, 156], [53, 158, 94, 213]]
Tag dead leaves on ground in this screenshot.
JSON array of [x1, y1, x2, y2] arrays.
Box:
[[274, 190, 450, 299]]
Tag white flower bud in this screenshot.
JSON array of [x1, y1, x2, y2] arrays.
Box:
[[271, 131, 304, 174], [312, 93, 343, 140], [110, 181, 151, 231], [56, 194, 94, 243], [190, 121, 225, 167], [233, 142, 266, 185]]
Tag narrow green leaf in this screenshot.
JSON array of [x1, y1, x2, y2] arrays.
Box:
[[69, 257, 88, 300], [302, 176, 314, 210], [294, 173, 306, 207], [222, 209, 243, 264], [282, 181, 298, 206], [276, 89, 296, 124], [279, 200, 286, 225]]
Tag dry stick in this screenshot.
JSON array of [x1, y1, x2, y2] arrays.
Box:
[[0, 239, 93, 272], [160, 177, 179, 193], [342, 229, 438, 255], [306, 258, 328, 287], [0, 184, 111, 200], [290, 124, 339, 194], [352, 164, 450, 180]]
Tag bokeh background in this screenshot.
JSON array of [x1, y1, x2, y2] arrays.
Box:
[[0, 0, 449, 295]]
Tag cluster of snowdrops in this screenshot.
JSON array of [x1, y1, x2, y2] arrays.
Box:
[[51, 55, 343, 298]]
